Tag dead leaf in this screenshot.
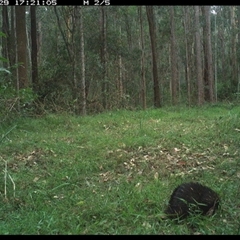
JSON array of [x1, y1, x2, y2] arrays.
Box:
[[142, 222, 151, 229], [135, 182, 141, 188], [154, 172, 159, 180], [33, 177, 39, 182], [177, 161, 186, 166], [223, 144, 228, 152], [174, 148, 181, 153], [53, 194, 64, 199], [135, 182, 142, 191], [27, 155, 34, 161]]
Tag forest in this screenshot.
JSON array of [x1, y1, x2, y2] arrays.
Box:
[[1, 6, 240, 235], [1, 5, 240, 119]]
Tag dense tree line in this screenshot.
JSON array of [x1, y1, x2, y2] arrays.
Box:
[[1, 6, 240, 117]]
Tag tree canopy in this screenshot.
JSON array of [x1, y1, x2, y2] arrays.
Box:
[[1, 6, 240, 117]]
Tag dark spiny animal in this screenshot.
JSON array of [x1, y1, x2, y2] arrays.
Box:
[[165, 182, 220, 219]]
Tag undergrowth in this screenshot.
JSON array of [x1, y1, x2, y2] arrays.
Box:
[[0, 104, 240, 234]]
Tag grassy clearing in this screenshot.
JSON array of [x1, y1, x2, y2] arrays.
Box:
[[1, 104, 240, 234]]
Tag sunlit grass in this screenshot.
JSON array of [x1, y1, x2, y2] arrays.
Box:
[[0, 103, 240, 234]]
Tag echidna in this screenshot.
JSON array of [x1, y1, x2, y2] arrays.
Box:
[[165, 182, 220, 219]]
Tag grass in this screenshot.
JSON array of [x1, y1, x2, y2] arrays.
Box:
[[1, 104, 240, 234]]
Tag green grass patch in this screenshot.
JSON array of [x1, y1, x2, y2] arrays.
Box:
[[1, 104, 240, 234]]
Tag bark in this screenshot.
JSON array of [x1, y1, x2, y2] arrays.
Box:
[[100, 7, 107, 109], [54, 6, 72, 60], [230, 6, 238, 90], [194, 6, 204, 105], [117, 26, 123, 105], [146, 6, 161, 108], [183, 6, 191, 106], [30, 6, 39, 93], [9, 7, 16, 79], [139, 6, 146, 109], [237, 6, 240, 96], [170, 6, 178, 105], [203, 6, 214, 102], [15, 6, 28, 89], [80, 7, 86, 115], [2, 7, 10, 69]]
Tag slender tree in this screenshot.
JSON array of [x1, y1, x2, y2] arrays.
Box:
[[183, 6, 192, 105], [203, 6, 214, 102], [237, 6, 240, 95], [138, 6, 146, 109], [9, 7, 16, 80], [100, 7, 107, 109], [30, 6, 39, 93], [146, 6, 161, 108], [194, 6, 204, 105], [2, 7, 10, 69], [170, 6, 178, 105], [213, 7, 218, 102], [72, 6, 79, 111], [230, 6, 238, 91], [15, 6, 28, 89], [80, 6, 86, 115], [54, 7, 72, 61], [117, 25, 123, 104]]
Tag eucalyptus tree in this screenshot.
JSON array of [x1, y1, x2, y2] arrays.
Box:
[[1, 7, 9, 70], [15, 6, 28, 90], [194, 6, 204, 105], [138, 6, 146, 109], [146, 6, 161, 108], [30, 6, 38, 93], [183, 6, 193, 105], [170, 6, 178, 105], [202, 6, 214, 102]]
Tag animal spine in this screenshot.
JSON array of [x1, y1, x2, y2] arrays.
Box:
[[165, 182, 220, 219]]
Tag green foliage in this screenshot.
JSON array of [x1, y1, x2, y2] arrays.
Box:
[[0, 31, 6, 37], [0, 81, 38, 127], [0, 104, 240, 234], [0, 67, 11, 74]]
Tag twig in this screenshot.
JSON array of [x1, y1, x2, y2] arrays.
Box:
[[4, 160, 7, 199], [8, 174, 15, 198], [8, 97, 20, 112], [3, 159, 16, 199], [0, 125, 17, 143]]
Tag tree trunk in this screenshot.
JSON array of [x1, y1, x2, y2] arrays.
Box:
[[170, 6, 178, 105], [2, 7, 10, 69], [237, 6, 240, 96], [230, 6, 238, 92], [9, 7, 16, 81], [30, 6, 39, 93], [117, 25, 123, 106], [146, 6, 161, 108], [194, 6, 204, 105], [214, 9, 218, 102], [218, 9, 225, 96], [72, 7, 78, 108], [100, 7, 107, 109], [15, 6, 28, 89], [80, 7, 86, 115], [54, 7, 72, 60], [203, 6, 214, 102], [183, 6, 192, 106], [139, 6, 146, 109]]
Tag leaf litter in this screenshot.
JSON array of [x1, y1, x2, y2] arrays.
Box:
[[99, 144, 219, 183]]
